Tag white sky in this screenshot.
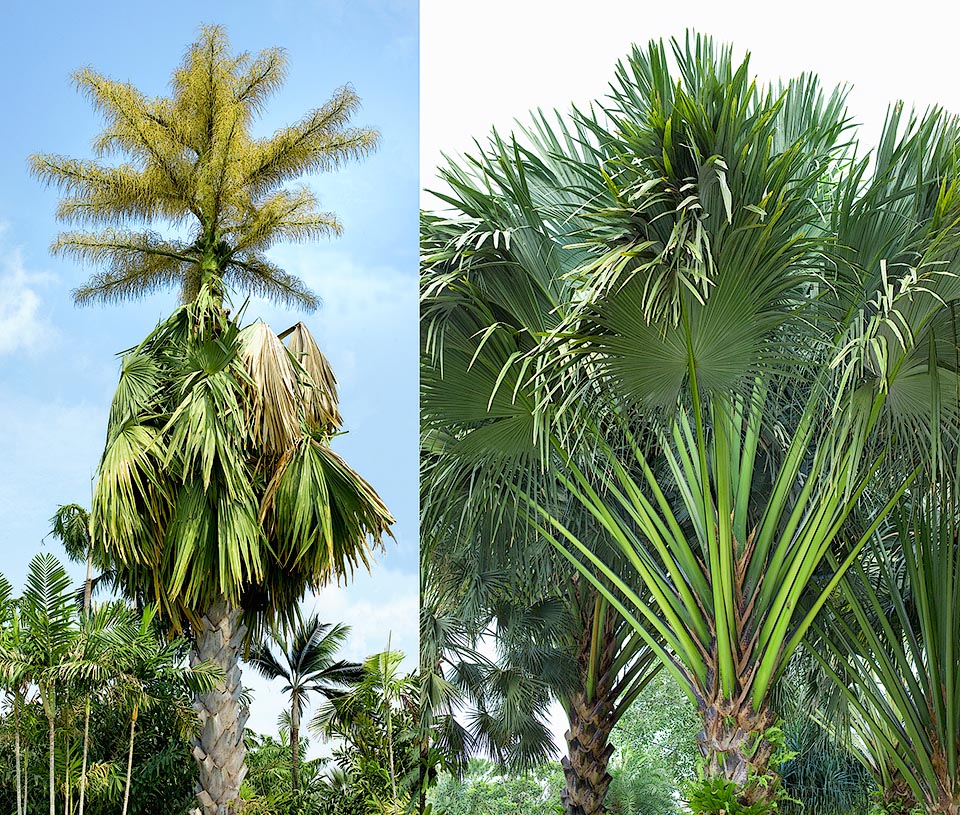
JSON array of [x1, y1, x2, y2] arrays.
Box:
[[422, 0, 960, 205], [421, 0, 960, 752]]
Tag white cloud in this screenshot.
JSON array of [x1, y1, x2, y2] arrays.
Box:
[[0, 245, 57, 356]]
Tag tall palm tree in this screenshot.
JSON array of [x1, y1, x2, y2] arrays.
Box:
[[421, 33, 960, 811], [247, 613, 362, 798], [0, 573, 24, 815], [31, 25, 394, 815], [64, 599, 130, 815]]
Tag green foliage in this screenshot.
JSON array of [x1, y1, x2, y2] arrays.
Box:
[[0, 557, 206, 815], [610, 671, 700, 787], [241, 732, 332, 815], [91, 292, 394, 637], [421, 29, 960, 811], [604, 752, 677, 815], [428, 758, 564, 815], [777, 719, 872, 815], [685, 777, 777, 815], [312, 649, 420, 813]]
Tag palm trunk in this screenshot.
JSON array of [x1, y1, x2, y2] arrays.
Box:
[[386, 694, 397, 805], [122, 704, 138, 815], [78, 696, 91, 815], [191, 598, 248, 815], [417, 742, 429, 815], [23, 744, 29, 815], [65, 734, 71, 815], [695, 695, 779, 809], [290, 691, 300, 798], [83, 546, 93, 614], [561, 691, 615, 815], [561, 597, 618, 815], [47, 709, 56, 815], [13, 692, 22, 815]]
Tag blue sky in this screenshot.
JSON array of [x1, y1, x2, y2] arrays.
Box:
[[0, 0, 418, 740]]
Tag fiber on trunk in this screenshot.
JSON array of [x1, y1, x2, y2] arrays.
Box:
[[696, 695, 779, 808]]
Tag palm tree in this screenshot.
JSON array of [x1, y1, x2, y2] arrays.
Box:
[[31, 25, 395, 815], [247, 613, 362, 798], [13, 554, 78, 815], [809, 474, 960, 815], [50, 504, 119, 613], [421, 33, 960, 810], [65, 600, 129, 815], [421, 119, 665, 814], [312, 647, 419, 814], [0, 573, 25, 815], [49, 504, 123, 815]]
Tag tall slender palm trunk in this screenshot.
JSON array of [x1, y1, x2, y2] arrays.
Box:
[[13, 693, 22, 815], [79, 543, 93, 815], [22, 744, 29, 815], [47, 710, 56, 815], [79, 697, 91, 815], [191, 598, 248, 815], [64, 735, 71, 815], [290, 690, 300, 797], [122, 705, 138, 815]]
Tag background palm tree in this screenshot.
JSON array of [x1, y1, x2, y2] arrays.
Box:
[[312, 647, 419, 814], [31, 26, 395, 815], [247, 613, 362, 798], [0, 574, 25, 815], [14, 554, 78, 815], [420, 116, 667, 814]]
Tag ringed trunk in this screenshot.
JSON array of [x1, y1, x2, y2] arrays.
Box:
[[191, 598, 249, 815], [694, 695, 779, 810], [22, 745, 29, 815], [290, 692, 300, 797], [121, 704, 138, 815], [79, 697, 91, 815], [14, 692, 22, 815], [47, 709, 55, 815]]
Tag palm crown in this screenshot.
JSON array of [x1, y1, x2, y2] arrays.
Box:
[[31, 24, 379, 308]]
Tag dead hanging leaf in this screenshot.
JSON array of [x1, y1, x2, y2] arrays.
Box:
[[281, 322, 342, 434], [239, 321, 302, 458]]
